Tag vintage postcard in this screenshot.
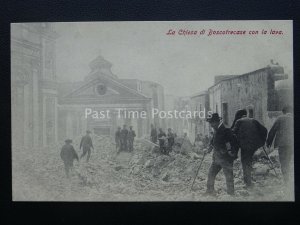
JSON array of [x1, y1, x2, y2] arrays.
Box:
[[11, 21, 294, 201]]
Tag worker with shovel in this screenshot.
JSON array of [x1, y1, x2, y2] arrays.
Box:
[[203, 113, 239, 196]]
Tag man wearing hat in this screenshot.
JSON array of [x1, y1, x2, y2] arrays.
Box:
[[204, 113, 239, 196], [232, 109, 267, 189], [80, 130, 94, 162], [120, 125, 129, 151], [127, 126, 136, 152], [60, 139, 79, 178], [115, 126, 122, 152], [167, 128, 175, 153]]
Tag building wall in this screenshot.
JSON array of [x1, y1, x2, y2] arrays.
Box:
[[208, 84, 222, 115], [190, 93, 210, 138], [220, 69, 269, 126], [164, 94, 178, 133], [11, 23, 58, 148], [141, 81, 165, 130], [207, 66, 289, 130]]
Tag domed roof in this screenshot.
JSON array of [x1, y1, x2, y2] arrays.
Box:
[[89, 55, 112, 71]]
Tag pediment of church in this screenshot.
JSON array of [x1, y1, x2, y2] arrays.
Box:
[[68, 82, 120, 98], [61, 74, 149, 103]]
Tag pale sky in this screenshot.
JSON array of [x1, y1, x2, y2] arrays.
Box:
[[54, 21, 293, 96]]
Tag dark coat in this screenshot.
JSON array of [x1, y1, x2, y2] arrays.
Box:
[[232, 117, 267, 151], [121, 129, 128, 140], [128, 130, 136, 140], [80, 135, 94, 149], [115, 130, 121, 143], [151, 128, 158, 142], [158, 132, 167, 147], [60, 144, 79, 165], [267, 113, 293, 148], [167, 132, 175, 147], [212, 123, 239, 160]]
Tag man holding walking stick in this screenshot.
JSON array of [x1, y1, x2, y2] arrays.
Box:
[[203, 113, 239, 196]]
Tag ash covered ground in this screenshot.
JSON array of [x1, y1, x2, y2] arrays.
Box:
[[12, 135, 293, 201]]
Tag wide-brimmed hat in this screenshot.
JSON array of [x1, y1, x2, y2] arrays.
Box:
[[65, 139, 72, 144], [206, 113, 221, 123]]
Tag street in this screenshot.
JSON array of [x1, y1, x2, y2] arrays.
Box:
[[12, 135, 292, 201]]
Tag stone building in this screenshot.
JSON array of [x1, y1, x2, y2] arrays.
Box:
[[164, 94, 178, 131], [57, 55, 165, 141], [172, 96, 192, 137], [188, 63, 291, 139], [11, 23, 59, 148], [140, 81, 166, 130], [208, 64, 289, 129], [190, 91, 210, 139]]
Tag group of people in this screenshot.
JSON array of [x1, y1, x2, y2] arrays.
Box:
[[204, 105, 293, 196], [60, 130, 94, 177], [59, 105, 293, 197], [150, 124, 176, 155], [60, 125, 137, 178], [115, 125, 136, 153]]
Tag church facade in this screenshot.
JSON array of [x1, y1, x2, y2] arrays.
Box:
[[57, 56, 165, 142], [11, 23, 166, 148]]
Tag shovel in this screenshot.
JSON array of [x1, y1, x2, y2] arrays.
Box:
[[191, 152, 207, 190]]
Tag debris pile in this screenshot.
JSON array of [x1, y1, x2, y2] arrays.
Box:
[[12, 135, 293, 201]]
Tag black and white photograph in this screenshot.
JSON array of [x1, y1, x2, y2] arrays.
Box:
[[11, 21, 294, 201]]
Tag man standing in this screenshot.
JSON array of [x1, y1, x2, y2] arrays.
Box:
[[150, 124, 158, 144], [232, 109, 267, 189], [128, 126, 136, 151], [115, 127, 121, 152], [120, 124, 129, 151], [80, 130, 94, 162], [60, 139, 79, 178], [204, 113, 239, 196], [167, 128, 175, 153], [266, 105, 293, 183], [158, 128, 167, 154]]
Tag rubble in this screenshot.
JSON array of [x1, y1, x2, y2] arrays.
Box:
[[253, 163, 270, 176], [12, 135, 292, 201]]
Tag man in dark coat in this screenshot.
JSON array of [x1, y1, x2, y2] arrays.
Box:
[[60, 139, 79, 178], [167, 128, 175, 153], [128, 126, 136, 151], [266, 105, 293, 183], [158, 128, 167, 154], [232, 109, 267, 188], [150, 124, 158, 144], [205, 113, 239, 196], [120, 124, 129, 151], [115, 127, 121, 152], [80, 130, 94, 162]]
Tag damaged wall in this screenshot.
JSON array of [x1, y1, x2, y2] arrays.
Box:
[[208, 65, 290, 129]]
